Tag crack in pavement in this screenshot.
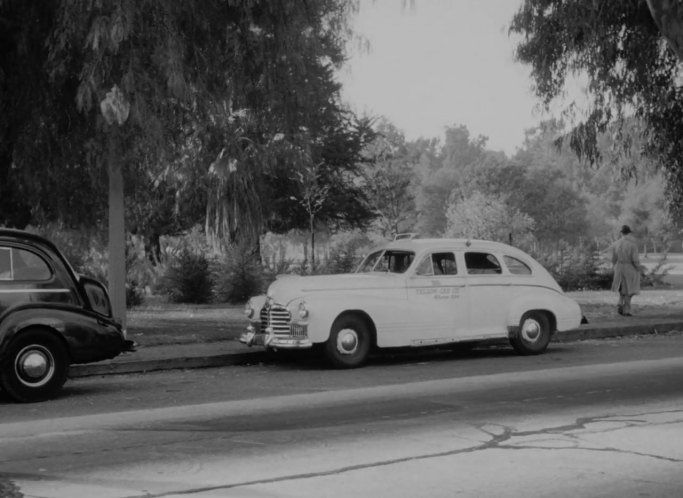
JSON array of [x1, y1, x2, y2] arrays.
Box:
[[108, 408, 683, 497], [6, 408, 682, 497]]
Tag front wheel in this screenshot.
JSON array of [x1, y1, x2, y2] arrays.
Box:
[[510, 311, 551, 355], [324, 315, 371, 368], [0, 329, 69, 403]]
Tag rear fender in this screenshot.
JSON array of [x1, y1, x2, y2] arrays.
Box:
[[506, 294, 559, 332], [0, 304, 110, 359]]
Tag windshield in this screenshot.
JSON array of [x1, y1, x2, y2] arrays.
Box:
[[356, 250, 415, 274]]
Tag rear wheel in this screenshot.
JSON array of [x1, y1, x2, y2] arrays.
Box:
[[324, 315, 371, 368], [0, 329, 69, 403], [510, 311, 551, 355]]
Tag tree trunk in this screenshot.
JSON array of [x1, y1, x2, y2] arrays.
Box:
[[310, 215, 316, 273], [107, 133, 127, 327]]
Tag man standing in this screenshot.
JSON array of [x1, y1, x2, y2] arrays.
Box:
[[611, 225, 641, 316]]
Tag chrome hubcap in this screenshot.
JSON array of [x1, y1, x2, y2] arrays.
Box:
[[15, 345, 54, 387], [521, 319, 541, 343], [337, 328, 359, 355]]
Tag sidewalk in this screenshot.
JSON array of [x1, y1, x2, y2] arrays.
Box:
[[69, 314, 683, 378]]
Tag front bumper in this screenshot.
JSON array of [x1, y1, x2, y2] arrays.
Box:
[[239, 324, 313, 349]]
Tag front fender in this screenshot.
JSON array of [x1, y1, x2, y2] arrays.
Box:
[[296, 292, 406, 344]]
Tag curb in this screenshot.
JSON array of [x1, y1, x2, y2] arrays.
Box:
[[69, 350, 266, 378], [68, 321, 683, 378], [555, 320, 683, 342]]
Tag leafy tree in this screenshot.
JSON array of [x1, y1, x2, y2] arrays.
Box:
[[264, 115, 378, 239], [1, 0, 362, 320], [443, 190, 535, 245], [361, 120, 417, 237], [510, 0, 683, 218], [414, 125, 487, 236], [620, 174, 675, 253]]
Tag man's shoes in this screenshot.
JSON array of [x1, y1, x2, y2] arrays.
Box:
[[624, 313, 632, 317], [617, 305, 624, 315]]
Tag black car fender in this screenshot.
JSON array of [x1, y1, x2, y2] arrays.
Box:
[[0, 303, 124, 364]]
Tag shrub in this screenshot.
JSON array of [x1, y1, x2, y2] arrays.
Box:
[[213, 244, 264, 304], [528, 242, 611, 291], [126, 280, 146, 307], [158, 248, 213, 303], [318, 230, 383, 275], [0, 479, 22, 498], [641, 255, 672, 287]]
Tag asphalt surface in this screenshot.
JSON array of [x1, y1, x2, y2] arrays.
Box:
[[68, 314, 683, 378]]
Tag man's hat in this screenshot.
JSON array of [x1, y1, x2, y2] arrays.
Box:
[[620, 225, 632, 234]]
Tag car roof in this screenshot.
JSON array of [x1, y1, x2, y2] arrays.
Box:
[[0, 228, 60, 253], [382, 238, 523, 254]]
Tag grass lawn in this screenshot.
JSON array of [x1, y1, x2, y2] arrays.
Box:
[[126, 297, 246, 347], [126, 286, 683, 348]]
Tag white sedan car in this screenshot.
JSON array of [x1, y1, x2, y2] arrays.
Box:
[[241, 237, 583, 368]]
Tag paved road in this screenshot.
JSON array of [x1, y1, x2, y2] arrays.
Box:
[[2, 335, 683, 497]]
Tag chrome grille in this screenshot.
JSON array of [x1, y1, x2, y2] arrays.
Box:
[[260, 304, 291, 335]]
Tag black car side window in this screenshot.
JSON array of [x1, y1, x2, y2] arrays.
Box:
[[0, 247, 11, 280], [4, 248, 52, 281]]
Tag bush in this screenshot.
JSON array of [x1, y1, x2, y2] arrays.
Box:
[[528, 242, 611, 291], [641, 255, 672, 287], [0, 479, 22, 498], [318, 230, 383, 275], [213, 244, 263, 304], [126, 280, 146, 307], [158, 248, 213, 303]]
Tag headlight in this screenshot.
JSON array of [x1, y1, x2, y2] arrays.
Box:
[[298, 301, 309, 319], [244, 302, 254, 319]]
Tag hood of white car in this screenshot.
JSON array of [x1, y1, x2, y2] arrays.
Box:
[[268, 273, 403, 302]]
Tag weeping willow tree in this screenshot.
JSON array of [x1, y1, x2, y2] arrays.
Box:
[[1, 0, 362, 319], [510, 0, 683, 222]]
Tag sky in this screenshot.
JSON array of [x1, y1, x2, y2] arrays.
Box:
[[339, 0, 548, 156]]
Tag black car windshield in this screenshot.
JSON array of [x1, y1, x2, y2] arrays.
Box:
[[356, 250, 415, 274]]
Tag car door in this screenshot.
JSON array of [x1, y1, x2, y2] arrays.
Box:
[[464, 250, 513, 337], [404, 251, 470, 346]]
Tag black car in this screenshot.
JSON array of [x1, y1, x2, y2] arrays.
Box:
[[0, 229, 134, 402]]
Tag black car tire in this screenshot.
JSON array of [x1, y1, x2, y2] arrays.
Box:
[[510, 311, 551, 355], [0, 329, 69, 403], [324, 315, 371, 368]]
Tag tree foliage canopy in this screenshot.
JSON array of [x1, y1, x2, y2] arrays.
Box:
[[510, 0, 683, 216], [0, 0, 369, 248]]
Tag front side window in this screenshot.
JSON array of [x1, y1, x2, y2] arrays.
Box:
[[465, 252, 502, 275], [357, 250, 385, 273], [0, 247, 52, 281], [357, 250, 415, 274]]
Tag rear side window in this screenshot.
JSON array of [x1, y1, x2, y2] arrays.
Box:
[[416, 252, 458, 276], [0, 247, 52, 281], [465, 252, 502, 275], [504, 255, 532, 275]]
